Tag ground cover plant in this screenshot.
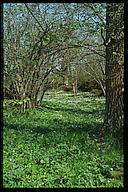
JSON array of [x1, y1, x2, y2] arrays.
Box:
[[3, 92, 123, 188]]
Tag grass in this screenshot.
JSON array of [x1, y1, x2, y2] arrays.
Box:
[[3, 91, 123, 188]]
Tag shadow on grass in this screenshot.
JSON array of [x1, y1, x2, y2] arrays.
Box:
[[4, 117, 102, 138], [4, 122, 52, 134], [45, 105, 105, 116]]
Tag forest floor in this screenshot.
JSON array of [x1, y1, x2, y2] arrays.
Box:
[[3, 91, 123, 188]]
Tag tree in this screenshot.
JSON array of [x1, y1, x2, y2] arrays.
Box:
[[3, 3, 106, 107], [3, 3, 73, 107], [100, 3, 124, 139]]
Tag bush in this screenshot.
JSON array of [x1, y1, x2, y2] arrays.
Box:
[[3, 98, 30, 109], [63, 85, 72, 92], [78, 80, 99, 91], [91, 89, 103, 96]]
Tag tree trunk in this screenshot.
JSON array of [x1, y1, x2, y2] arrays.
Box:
[[100, 3, 124, 138], [72, 71, 78, 96]]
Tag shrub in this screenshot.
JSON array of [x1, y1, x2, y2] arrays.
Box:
[[91, 89, 103, 96]]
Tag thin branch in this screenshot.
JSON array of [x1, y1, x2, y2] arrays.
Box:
[[24, 3, 46, 33]]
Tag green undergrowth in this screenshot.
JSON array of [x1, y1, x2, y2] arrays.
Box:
[[3, 91, 123, 188]]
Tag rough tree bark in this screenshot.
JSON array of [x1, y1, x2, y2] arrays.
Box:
[[100, 3, 124, 139]]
